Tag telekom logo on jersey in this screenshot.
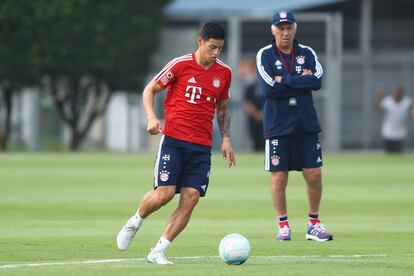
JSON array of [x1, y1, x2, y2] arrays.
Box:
[[185, 85, 202, 104]]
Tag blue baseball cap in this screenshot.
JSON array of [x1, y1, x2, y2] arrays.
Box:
[[272, 10, 296, 25]]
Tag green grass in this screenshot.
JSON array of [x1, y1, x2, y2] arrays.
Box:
[[0, 152, 413, 275]]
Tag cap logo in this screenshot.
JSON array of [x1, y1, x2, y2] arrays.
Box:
[[279, 11, 287, 19]]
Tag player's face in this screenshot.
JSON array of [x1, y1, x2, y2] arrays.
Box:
[[199, 38, 224, 63], [273, 22, 296, 50]]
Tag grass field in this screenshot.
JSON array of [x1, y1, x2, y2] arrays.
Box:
[[1, 152, 413, 275]]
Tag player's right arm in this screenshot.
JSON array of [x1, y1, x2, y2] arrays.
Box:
[[142, 80, 163, 135], [143, 55, 185, 134]]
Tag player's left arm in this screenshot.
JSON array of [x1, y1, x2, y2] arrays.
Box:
[[216, 99, 236, 167], [278, 48, 323, 90]]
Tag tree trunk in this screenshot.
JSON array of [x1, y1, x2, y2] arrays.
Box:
[[68, 85, 112, 151], [70, 130, 82, 151], [0, 88, 13, 151], [51, 79, 111, 151]]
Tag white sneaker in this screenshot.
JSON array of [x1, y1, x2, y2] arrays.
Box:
[[146, 248, 174, 265], [116, 217, 139, 251]]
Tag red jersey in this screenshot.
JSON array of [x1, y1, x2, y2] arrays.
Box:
[[153, 53, 232, 147]]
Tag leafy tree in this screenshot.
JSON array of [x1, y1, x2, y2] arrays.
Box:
[[0, 1, 40, 150], [38, 0, 170, 150], [0, 0, 170, 150]]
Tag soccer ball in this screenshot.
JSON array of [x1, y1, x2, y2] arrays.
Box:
[[219, 233, 250, 265]]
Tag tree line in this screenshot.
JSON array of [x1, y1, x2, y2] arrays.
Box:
[[0, 0, 170, 150]]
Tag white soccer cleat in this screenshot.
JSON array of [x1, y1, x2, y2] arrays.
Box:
[[306, 222, 333, 242], [116, 217, 139, 251], [146, 248, 174, 265]]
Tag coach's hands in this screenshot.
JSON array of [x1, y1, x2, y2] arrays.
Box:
[[221, 137, 236, 167], [147, 117, 162, 135], [301, 69, 313, 76], [274, 75, 282, 83]]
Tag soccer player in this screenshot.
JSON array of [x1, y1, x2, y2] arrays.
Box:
[[116, 22, 236, 264], [256, 10, 333, 241]]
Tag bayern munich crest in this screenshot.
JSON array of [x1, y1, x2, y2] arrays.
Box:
[[279, 11, 287, 18], [296, 56, 305, 65], [271, 155, 280, 166], [212, 77, 221, 88], [160, 171, 170, 182]]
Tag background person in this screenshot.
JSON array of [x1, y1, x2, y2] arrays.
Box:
[[243, 81, 265, 151], [376, 85, 414, 153], [239, 58, 265, 151]]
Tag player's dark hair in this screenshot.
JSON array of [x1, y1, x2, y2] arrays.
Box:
[[199, 22, 225, 41]]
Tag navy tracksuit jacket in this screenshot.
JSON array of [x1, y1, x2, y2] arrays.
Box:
[[256, 40, 323, 138]]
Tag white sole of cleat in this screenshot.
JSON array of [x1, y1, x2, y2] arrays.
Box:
[[306, 234, 333, 242]]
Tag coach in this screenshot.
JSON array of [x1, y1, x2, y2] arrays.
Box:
[[256, 10, 333, 242]]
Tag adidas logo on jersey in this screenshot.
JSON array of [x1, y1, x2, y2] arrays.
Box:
[[317, 156, 322, 163], [275, 60, 282, 66], [188, 77, 197, 83]]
